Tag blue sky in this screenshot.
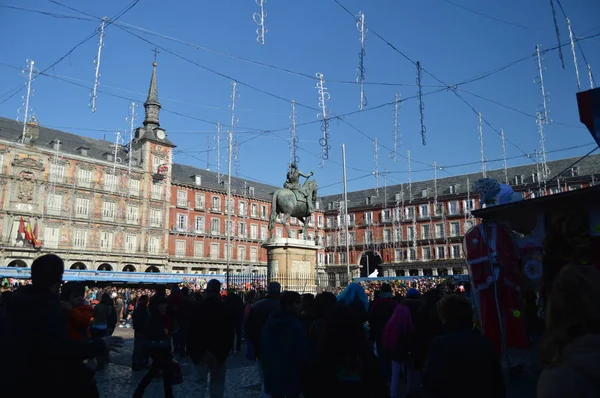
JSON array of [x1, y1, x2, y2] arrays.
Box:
[[1, 0, 599, 195]]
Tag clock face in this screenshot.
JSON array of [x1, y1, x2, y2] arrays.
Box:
[[156, 129, 166, 140]]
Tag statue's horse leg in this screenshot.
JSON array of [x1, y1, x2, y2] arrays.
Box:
[[268, 191, 278, 238], [280, 212, 291, 238], [297, 216, 308, 240]]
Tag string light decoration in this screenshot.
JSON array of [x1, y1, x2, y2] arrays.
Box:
[[548, 0, 565, 69], [90, 17, 107, 113], [416, 61, 426, 146], [17, 59, 38, 144], [465, 176, 475, 232], [588, 64, 595, 89], [407, 150, 413, 202], [112, 131, 124, 220], [390, 93, 401, 162], [315, 72, 331, 168], [233, 140, 241, 177], [500, 129, 508, 184], [356, 11, 367, 110], [478, 112, 487, 178], [216, 123, 222, 185], [206, 137, 211, 170], [253, 0, 267, 45], [373, 138, 379, 196], [126, 102, 136, 173], [566, 18, 581, 91], [536, 112, 550, 185], [534, 44, 551, 124], [290, 100, 299, 164]]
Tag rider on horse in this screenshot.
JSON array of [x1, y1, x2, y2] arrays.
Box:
[[284, 162, 314, 214]]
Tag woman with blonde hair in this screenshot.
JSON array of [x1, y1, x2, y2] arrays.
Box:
[[537, 265, 600, 397]]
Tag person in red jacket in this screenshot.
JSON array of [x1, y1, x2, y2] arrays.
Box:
[[61, 282, 94, 341]]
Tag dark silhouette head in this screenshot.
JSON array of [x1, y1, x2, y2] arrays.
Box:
[[31, 254, 64, 292]]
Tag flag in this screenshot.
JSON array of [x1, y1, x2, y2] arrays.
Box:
[[24, 221, 33, 242], [18, 217, 25, 235]]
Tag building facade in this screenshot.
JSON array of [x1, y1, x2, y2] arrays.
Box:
[[320, 155, 600, 285], [0, 62, 325, 274]]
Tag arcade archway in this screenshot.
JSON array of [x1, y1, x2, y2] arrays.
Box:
[[97, 263, 113, 271], [145, 266, 160, 273], [70, 262, 86, 270], [123, 264, 136, 272], [7, 260, 27, 268]]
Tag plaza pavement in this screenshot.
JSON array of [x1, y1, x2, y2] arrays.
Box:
[[96, 328, 261, 397], [96, 328, 538, 397]]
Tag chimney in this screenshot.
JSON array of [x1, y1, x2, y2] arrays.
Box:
[[25, 116, 40, 142]]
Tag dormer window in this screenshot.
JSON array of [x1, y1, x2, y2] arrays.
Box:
[[514, 175, 524, 185], [103, 152, 114, 162], [395, 192, 403, 202], [571, 166, 580, 177], [49, 139, 61, 151], [194, 175, 202, 186], [249, 186, 255, 196], [365, 197, 372, 206], [421, 188, 430, 198], [76, 146, 89, 156], [449, 184, 459, 194]]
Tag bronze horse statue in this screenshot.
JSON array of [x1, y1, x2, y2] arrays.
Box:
[[268, 179, 317, 239]]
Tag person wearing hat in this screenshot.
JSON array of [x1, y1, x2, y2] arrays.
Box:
[[247, 282, 281, 397]]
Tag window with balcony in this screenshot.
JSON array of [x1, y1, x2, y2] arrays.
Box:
[[327, 216, 335, 228], [73, 229, 88, 248], [194, 241, 204, 257], [210, 243, 219, 259], [49, 163, 65, 183], [177, 190, 188, 207], [99, 231, 113, 250], [405, 207, 415, 219], [250, 246, 258, 262], [126, 205, 139, 224], [419, 204, 429, 218], [126, 234, 137, 252], [44, 226, 60, 248], [75, 197, 89, 218], [151, 182, 163, 200], [447, 201, 459, 215], [77, 168, 92, 188], [451, 245, 461, 258], [421, 225, 431, 240], [226, 220, 234, 236], [464, 199, 475, 213], [364, 212, 373, 225], [238, 222, 247, 238], [318, 215, 324, 227], [261, 205, 267, 218], [422, 247, 432, 260], [407, 226, 415, 241], [104, 173, 118, 192], [152, 155, 162, 174], [365, 230, 373, 244], [464, 220, 474, 233], [226, 198, 234, 214], [436, 246, 446, 259], [393, 249, 401, 261], [128, 179, 140, 196], [339, 252, 347, 264], [195, 193, 205, 209], [211, 218, 220, 235], [381, 209, 391, 222], [149, 208, 162, 227], [239, 201, 247, 216], [176, 214, 187, 231], [435, 223, 445, 238], [383, 229, 392, 243], [238, 246, 246, 261], [47, 193, 62, 216], [175, 240, 186, 257], [224, 243, 233, 260], [102, 201, 115, 221], [394, 227, 402, 242], [250, 224, 258, 239], [195, 216, 205, 233], [260, 225, 267, 240], [326, 253, 335, 265], [148, 236, 160, 254], [276, 227, 283, 238], [408, 248, 416, 261], [212, 196, 221, 212], [251, 203, 258, 217], [450, 222, 460, 237], [435, 202, 444, 216]]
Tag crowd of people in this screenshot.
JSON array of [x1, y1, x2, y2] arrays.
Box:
[[1, 253, 599, 397]]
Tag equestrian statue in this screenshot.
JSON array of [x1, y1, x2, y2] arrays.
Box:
[[268, 162, 318, 239]]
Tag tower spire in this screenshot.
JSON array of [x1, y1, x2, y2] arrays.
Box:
[[143, 57, 161, 128]]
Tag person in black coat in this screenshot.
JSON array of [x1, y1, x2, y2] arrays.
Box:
[[134, 295, 174, 398], [0, 254, 123, 397], [188, 279, 234, 398], [224, 290, 245, 353], [423, 294, 505, 398], [131, 294, 150, 371]]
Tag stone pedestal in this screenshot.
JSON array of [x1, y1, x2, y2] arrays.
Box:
[[262, 238, 320, 294]]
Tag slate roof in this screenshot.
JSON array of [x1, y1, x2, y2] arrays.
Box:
[[320, 152, 600, 211], [1, 116, 598, 209]]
